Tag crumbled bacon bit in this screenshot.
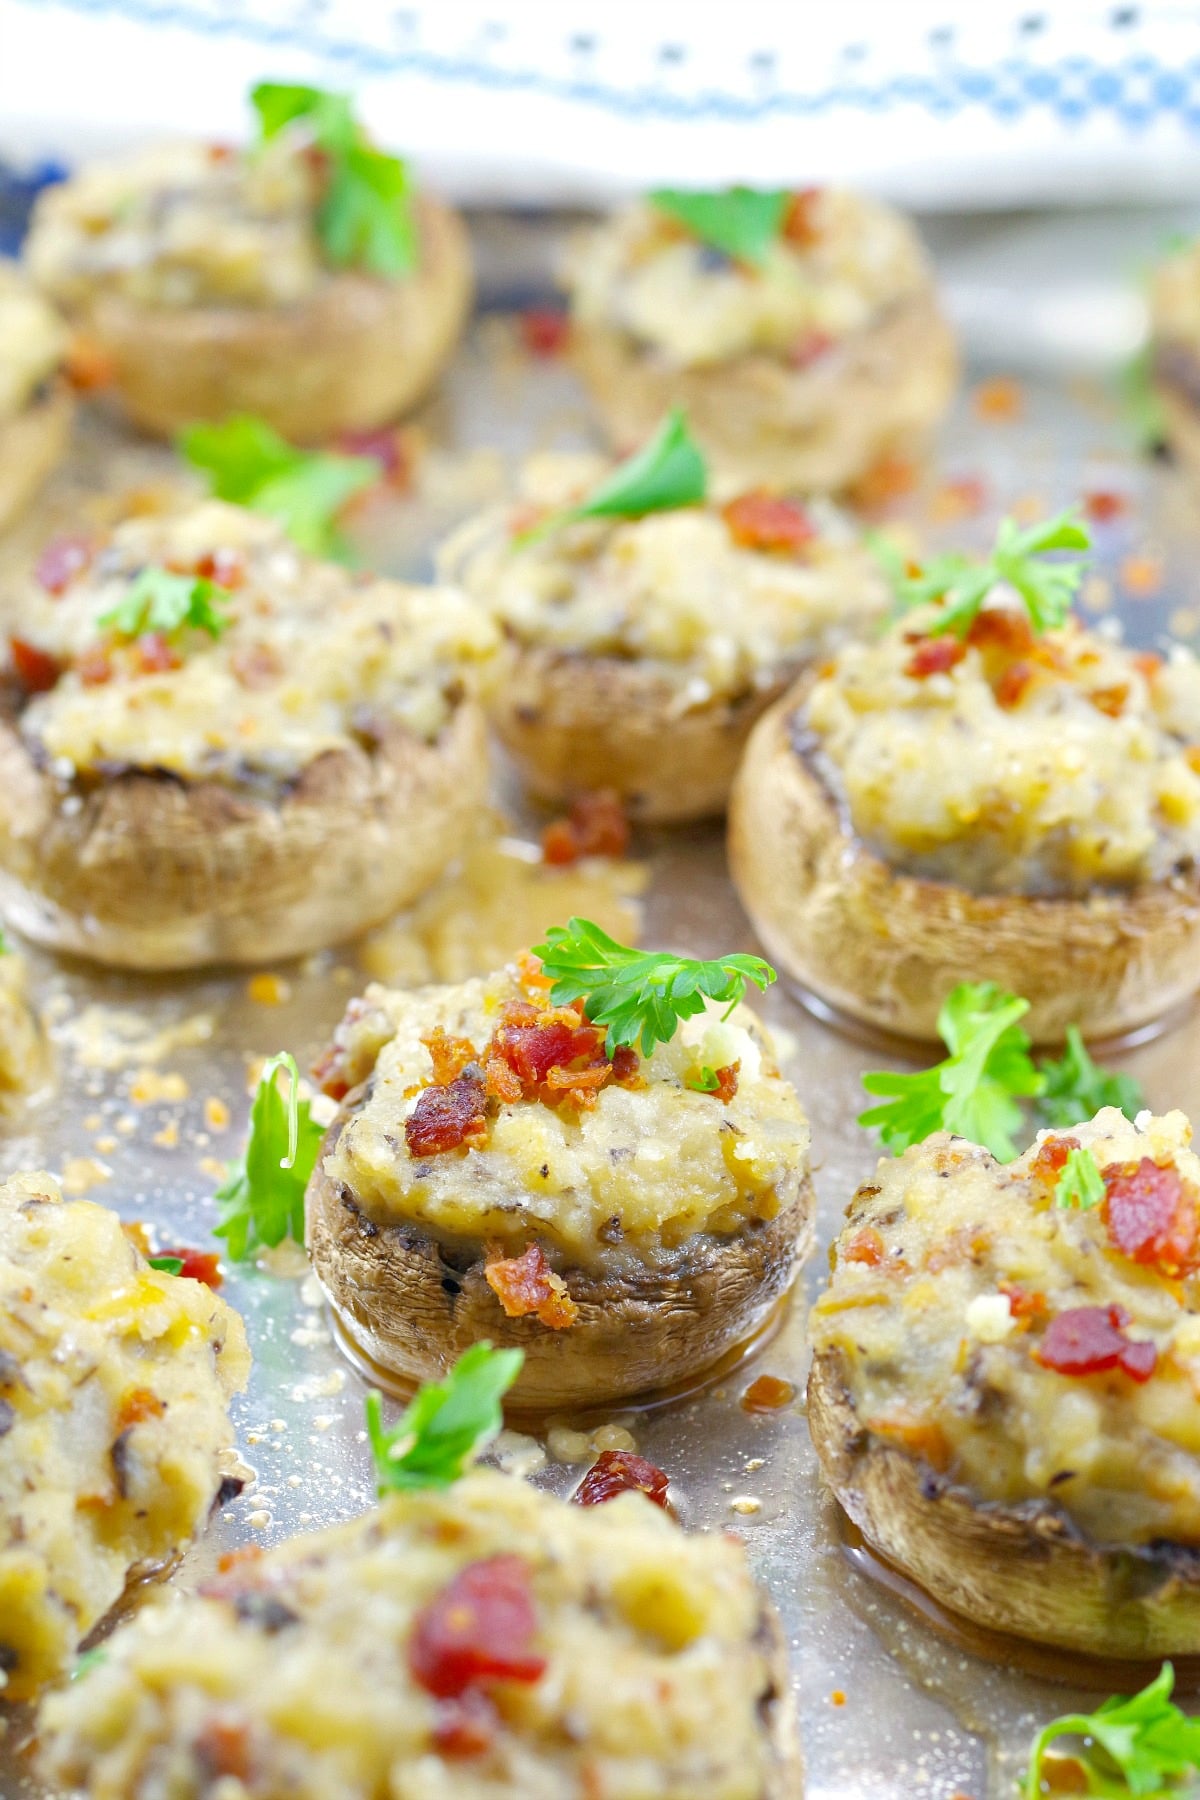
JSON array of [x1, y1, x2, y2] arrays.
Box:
[[63, 337, 114, 393], [195, 1719, 253, 1782], [999, 1283, 1048, 1321], [781, 187, 823, 246], [9, 636, 61, 692], [741, 1373, 796, 1413], [195, 547, 246, 588], [993, 659, 1038, 709], [1102, 1157, 1199, 1277], [155, 1245, 223, 1288], [1035, 1304, 1157, 1383], [573, 1449, 670, 1507], [1029, 1135, 1078, 1187], [485, 1242, 578, 1329], [905, 636, 966, 679], [788, 327, 835, 368], [844, 1227, 886, 1267], [541, 789, 630, 865], [610, 1044, 641, 1085], [708, 1062, 740, 1102], [405, 1075, 488, 1158], [432, 1690, 499, 1759], [1133, 651, 1163, 681], [76, 645, 113, 687], [973, 377, 1023, 421], [848, 453, 918, 510], [423, 1030, 479, 1086], [1084, 489, 1128, 523], [409, 1556, 546, 1699], [230, 643, 282, 690], [520, 307, 571, 358], [1087, 683, 1130, 719], [722, 490, 815, 554], [966, 609, 1037, 657], [36, 532, 94, 595], [483, 1055, 524, 1104], [135, 631, 182, 675], [495, 1016, 597, 1086], [115, 1387, 165, 1431], [207, 141, 236, 164], [338, 427, 409, 489]]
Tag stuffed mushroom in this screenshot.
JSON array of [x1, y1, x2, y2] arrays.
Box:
[[0, 1170, 249, 1699], [38, 1466, 798, 1798], [24, 84, 472, 442], [0, 263, 72, 536], [810, 1108, 1200, 1656], [308, 943, 814, 1409], [0, 501, 498, 969], [438, 449, 888, 822], [564, 186, 956, 494], [729, 523, 1200, 1044]]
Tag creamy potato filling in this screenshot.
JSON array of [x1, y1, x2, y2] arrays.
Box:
[[39, 1470, 780, 1800], [0, 1171, 249, 1698], [319, 961, 809, 1268], [438, 453, 886, 703], [27, 138, 329, 310], [9, 502, 498, 783], [566, 189, 932, 368], [0, 264, 66, 424], [812, 1109, 1200, 1546], [803, 602, 1200, 894]]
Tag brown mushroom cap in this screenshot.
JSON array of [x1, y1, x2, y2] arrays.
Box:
[[307, 1115, 816, 1412], [571, 292, 957, 495], [728, 686, 1200, 1046], [0, 377, 72, 537], [0, 701, 489, 969], [808, 1344, 1200, 1656], [70, 195, 472, 441]]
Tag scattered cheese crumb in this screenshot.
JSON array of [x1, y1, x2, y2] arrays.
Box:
[[130, 1068, 189, 1104], [152, 1120, 180, 1149], [247, 973, 291, 1006], [965, 1292, 1014, 1343], [204, 1096, 231, 1132], [730, 1495, 762, 1515], [59, 1156, 112, 1196]]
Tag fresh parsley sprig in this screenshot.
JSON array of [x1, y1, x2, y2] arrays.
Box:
[[366, 1342, 523, 1494], [213, 1053, 324, 1262], [891, 509, 1091, 639], [1056, 1145, 1105, 1211], [649, 187, 789, 267], [534, 917, 774, 1057], [860, 984, 1144, 1163], [1025, 1664, 1200, 1799], [180, 416, 379, 560], [251, 83, 416, 277], [147, 1254, 184, 1275], [98, 568, 233, 641], [516, 409, 707, 546]]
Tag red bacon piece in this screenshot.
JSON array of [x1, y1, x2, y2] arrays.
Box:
[[520, 307, 571, 359], [77, 645, 113, 686], [722, 491, 815, 554], [993, 660, 1038, 709], [409, 1556, 546, 1699], [967, 609, 1037, 658], [541, 789, 630, 865], [195, 547, 246, 589], [431, 1690, 499, 1759], [905, 636, 966, 679], [711, 1062, 740, 1102], [35, 533, 94, 595], [1035, 1304, 1157, 1383], [422, 1030, 479, 1086], [782, 187, 823, 246], [485, 1242, 578, 1329], [135, 631, 182, 674], [405, 1075, 488, 1158], [573, 1449, 670, 1508], [9, 636, 61, 692], [610, 1044, 641, 1085], [155, 1245, 223, 1289], [1102, 1157, 1199, 1276]]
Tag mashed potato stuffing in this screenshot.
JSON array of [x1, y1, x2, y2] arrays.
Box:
[[0, 1171, 248, 1697], [39, 1470, 788, 1800], [812, 1109, 1200, 1547]]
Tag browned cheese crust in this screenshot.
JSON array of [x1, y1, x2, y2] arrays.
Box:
[[727, 686, 1200, 1046]]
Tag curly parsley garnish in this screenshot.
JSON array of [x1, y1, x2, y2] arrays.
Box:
[[891, 509, 1091, 638], [366, 1342, 523, 1494], [98, 568, 233, 641], [251, 82, 415, 277], [861, 983, 1143, 1162], [180, 415, 379, 560], [534, 917, 774, 1057], [147, 1254, 184, 1275], [1055, 1145, 1105, 1211], [517, 409, 707, 546], [1025, 1664, 1200, 1799], [649, 187, 789, 267], [213, 1053, 324, 1262]]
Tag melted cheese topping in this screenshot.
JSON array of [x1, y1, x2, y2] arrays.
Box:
[[565, 190, 932, 368], [321, 963, 809, 1268], [39, 1470, 781, 1800], [803, 604, 1200, 894], [0, 263, 66, 424], [27, 138, 328, 310], [0, 1171, 249, 1698], [13, 502, 498, 782], [811, 1110, 1200, 1546], [438, 454, 887, 701]]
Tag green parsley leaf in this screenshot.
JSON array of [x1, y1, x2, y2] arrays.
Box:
[[891, 509, 1091, 639], [859, 981, 1044, 1163], [533, 917, 775, 1057], [649, 187, 789, 267], [1055, 1145, 1105, 1211], [70, 1648, 108, 1682], [1037, 1024, 1145, 1129], [1024, 1664, 1200, 1799], [147, 1254, 184, 1275], [179, 416, 379, 560], [0, 927, 9, 955], [686, 1066, 721, 1094], [98, 567, 233, 641], [213, 1053, 324, 1263], [517, 409, 707, 546], [366, 1342, 523, 1494], [250, 82, 415, 277]]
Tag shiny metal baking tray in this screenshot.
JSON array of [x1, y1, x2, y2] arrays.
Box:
[[4, 207, 1200, 1800]]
